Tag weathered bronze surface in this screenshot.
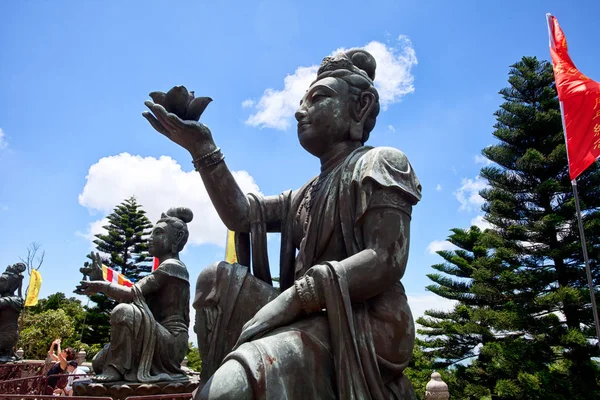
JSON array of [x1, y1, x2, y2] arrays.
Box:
[[76, 208, 193, 385], [0, 263, 25, 364], [144, 49, 422, 399]]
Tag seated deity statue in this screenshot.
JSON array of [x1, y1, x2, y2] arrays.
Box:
[[144, 49, 422, 399], [0, 262, 26, 364], [77, 207, 193, 383]]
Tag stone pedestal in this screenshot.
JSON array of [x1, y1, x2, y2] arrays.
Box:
[[15, 348, 24, 359], [73, 379, 199, 400], [77, 349, 87, 365]]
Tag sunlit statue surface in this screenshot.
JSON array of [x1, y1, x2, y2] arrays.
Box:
[[0, 263, 25, 364], [144, 49, 422, 399], [78, 207, 193, 383]]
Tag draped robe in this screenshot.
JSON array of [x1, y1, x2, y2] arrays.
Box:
[[194, 146, 422, 399]]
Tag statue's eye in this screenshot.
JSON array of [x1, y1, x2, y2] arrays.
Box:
[[312, 94, 327, 103]]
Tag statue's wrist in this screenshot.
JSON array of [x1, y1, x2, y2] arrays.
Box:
[[192, 146, 225, 172], [189, 141, 218, 159], [294, 275, 322, 314]]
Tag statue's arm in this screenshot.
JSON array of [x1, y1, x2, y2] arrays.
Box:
[[311, 189, 412, 303], [102, 283, 134, 303], [105, 273, 164, 301], [0, 296, 23, 310], [191, 145, 252, 232]]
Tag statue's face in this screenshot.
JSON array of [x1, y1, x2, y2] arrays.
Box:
[[296, 77, 354, 157], [148, 221, 173, 257]]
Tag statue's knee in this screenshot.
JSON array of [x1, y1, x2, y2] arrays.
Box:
[[110, 303, 135, 326], [196, 360, 252, 400]]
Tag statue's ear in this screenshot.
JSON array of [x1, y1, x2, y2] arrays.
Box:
[[171, 230, 185, 253], [349, 91, 376, 141]]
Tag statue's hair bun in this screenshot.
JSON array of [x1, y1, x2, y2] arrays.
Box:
[[344, 49, 376, 81], [166, 207, 193, 223]]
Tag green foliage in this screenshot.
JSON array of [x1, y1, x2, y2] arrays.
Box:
[[186, 343, 202, 372], [418, 57, 600, 399], [18, 308, 75, 360]]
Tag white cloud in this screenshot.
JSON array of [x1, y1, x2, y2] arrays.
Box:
[[435, 184, 442, 192], [245, 65, 318, 130], [244, 35, 417, 130], [388, 125, 396, 133], [471, 214, 492, 230], [241, 99, 255, 109], [0, 128, 7, 149], [454, 176, 488, 212], [427, 240, 457, 254], [77, 153, 261, 248], [474, 154, 491, 166]]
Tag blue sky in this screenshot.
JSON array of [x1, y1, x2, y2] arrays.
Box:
[[1, 0, 599, 338]]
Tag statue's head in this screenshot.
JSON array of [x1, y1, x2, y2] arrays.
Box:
[[0, 263, 25, 296], [295, 49, 380, 157], [149, 207, 194, 257]]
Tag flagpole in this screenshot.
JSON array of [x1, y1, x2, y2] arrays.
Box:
[[547, 13, 600, 343], [571, 179, 600, 342]]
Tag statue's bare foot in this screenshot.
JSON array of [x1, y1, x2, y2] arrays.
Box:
[[92, 366, 122, 383]]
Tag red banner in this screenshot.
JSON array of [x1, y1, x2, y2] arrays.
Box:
[[548, 15, 600, 180]]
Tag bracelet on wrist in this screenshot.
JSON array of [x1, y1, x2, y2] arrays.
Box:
[[192, 147, 224, 171], [294, 275, 322, 314]]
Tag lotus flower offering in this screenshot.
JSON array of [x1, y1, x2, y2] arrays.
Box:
[[149, 86, 212, 121]]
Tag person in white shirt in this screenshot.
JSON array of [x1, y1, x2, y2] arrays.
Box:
[[53, 360, 87, 396]]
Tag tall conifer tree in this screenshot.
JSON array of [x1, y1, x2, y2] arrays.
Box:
[[419, 57, 600, 399]]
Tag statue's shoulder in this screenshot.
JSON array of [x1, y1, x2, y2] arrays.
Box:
[[357, 146, 410, 169], [154, 259, 189, 282], [353, 146, 422, 205]]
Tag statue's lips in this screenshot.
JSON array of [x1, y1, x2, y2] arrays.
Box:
[[297, 121, 311, 131]]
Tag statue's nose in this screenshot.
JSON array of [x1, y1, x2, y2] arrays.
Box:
[[295, 108, 307, 122]]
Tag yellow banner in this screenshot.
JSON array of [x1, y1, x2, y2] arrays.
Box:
[[25, 269, 42, 307], [225, 230, 237, 263]]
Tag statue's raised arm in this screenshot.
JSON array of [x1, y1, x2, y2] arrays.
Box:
[[143, 87, 253, 233]]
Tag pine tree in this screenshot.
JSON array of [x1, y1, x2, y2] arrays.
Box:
[[93, 196, 154, 280], [79, 196, 154, 346], [418, 57, 600, 399]]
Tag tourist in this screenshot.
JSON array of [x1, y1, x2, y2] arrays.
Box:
[[46, 339, 76, 392]]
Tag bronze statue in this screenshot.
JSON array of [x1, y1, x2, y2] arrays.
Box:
[[77, 207, 193, 383], [144, 49, 422, 399], [0, 263, 25, 364]]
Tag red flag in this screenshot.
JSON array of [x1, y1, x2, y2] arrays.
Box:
[[153, 257, 159, 271], [547, 14, 600, 180]]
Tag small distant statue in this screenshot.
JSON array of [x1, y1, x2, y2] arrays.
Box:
[[0, 262, 26, 363], [144, 48, 421, 399], [77, 207, 193, 383]]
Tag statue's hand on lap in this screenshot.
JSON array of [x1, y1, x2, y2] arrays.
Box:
[[233, 287, 304, 350]]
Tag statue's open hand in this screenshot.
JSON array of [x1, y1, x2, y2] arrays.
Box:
[[75, 280, 108, 296], [142, 86, 214, 155], [232, 288, 303, 350], [80, 252, 104, 281]]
